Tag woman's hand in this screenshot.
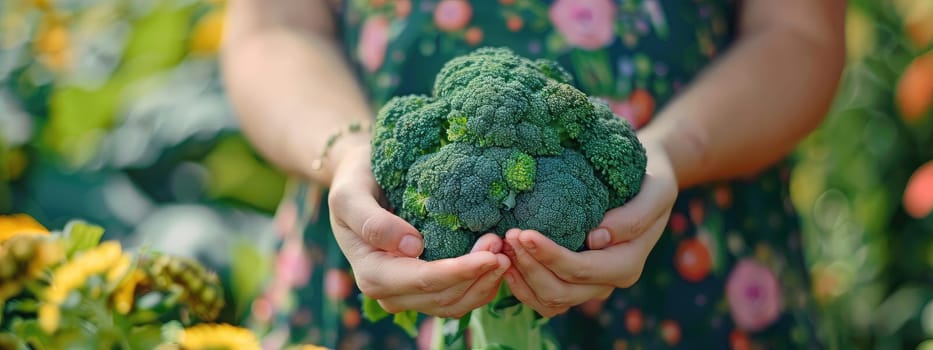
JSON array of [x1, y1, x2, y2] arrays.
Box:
[[328, 142, 511, 318], [502, 139, 678, 317]]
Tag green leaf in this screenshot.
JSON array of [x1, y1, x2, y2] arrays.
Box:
[[4, 299, 39, 313], [229, 240, 270, 318], [393, 310, 419, 338], [360, 296, 390, 322], [444, 312, 472, 346], [570, 50, 615, 95], [62, 221, 105, 257], [9, 319, 51, 349], [127, 325, 165, 350], [490, 296, 521, 316], [0, 333, 26, 350]]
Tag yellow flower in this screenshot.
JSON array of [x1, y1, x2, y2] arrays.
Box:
[[111, 269, 146, 314], [287, 345, 330, 350], [107, 253, 133, 284], [189, 9, 225, 56], [33, 17, 72, 71], [38, 303, 60, 334], [42, 241, 127, 332], [0, 214, 49, 243], [0, 234, 63, 302], [46, 241, 122, 302], [177, 324, 261, 350]]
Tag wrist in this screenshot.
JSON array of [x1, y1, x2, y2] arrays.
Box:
[[637, 118, 709, 189], [329, 133, 372, 173], [296, 121, 373, 185]]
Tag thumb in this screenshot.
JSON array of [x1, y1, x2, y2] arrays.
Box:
[[588, 173, 673, 249], [329, 187, 424, 257]]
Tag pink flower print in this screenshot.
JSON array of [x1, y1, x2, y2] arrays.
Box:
[[358, 16, 390, 72], [416, 318, 436, 350], [275, 241, 311, 287], [434, 0, 473, 32], [324, 268, 354, 300], [726, 259, 783, 332], [549, 0, 617, 50], [273, 202, 297, 237]]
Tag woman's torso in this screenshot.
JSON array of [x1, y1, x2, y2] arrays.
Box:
[[339, 0, 736, 129], [271, 1, 821, 348]]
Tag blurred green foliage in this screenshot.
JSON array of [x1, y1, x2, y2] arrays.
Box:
[[791, 0, 933, 348], [1, 0, 932, 349]]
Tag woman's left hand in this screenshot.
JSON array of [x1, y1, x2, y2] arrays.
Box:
[[502, 139, 679, 317]]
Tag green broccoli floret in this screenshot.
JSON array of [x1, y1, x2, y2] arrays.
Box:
[[512, 149, 609, 250], [578, 98, 648, 207], [403, 143, 534, 233], [371, 47, 647, 261], [371, 96, 451, 208], [420, 221, 476, 261]]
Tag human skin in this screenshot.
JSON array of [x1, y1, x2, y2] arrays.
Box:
[[221, 0, 845, 318]]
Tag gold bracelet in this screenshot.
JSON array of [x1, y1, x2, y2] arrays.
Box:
[[310, 120, 372, 171]]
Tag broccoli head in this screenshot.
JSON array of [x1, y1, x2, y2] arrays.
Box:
[[371, 47, 647, 261]]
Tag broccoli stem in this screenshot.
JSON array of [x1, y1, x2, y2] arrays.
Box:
[[467, 283, 558, 350]]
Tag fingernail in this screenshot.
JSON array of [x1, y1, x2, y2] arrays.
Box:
[[495, 255, 510, 273], [589, 228, 611, 248], [399, 235, 422, 256], [520, 239, 536, 253]]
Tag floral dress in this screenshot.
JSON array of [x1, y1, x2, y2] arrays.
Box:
[[255, 0, 823, 349]]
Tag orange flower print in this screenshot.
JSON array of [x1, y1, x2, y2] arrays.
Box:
[[395, 0, 412, 17], [675, 238, 712, 282], [669, 212, 688, 235], [730, 330, 751, 350], [659, 319, 682, 346], [343, 307, 361, 328], [689, 199, 705, 225], [715, 185, 733, 208], [434, 0, 473, 32], [904, 160, 933, 219], [625, 308, 644, 334], [607, 89, 655, 130], [507, 16, 523, 32], [896, 52, 933, 122], [465, 27, 483, 45]]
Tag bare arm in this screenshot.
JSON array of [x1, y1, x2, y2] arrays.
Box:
[[220, 0, 512, 318], [639, 0, 847, 189], [220, 0, 372, 185], [501, 0, 848, 316]]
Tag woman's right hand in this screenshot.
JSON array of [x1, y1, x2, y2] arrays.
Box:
[[327, 142, 511, 318]]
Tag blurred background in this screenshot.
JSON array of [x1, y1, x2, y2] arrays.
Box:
[[0, 0, 931, 349]]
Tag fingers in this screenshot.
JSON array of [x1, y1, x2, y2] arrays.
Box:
[[575, 219, 668, 287], [379, 254, 510, 318], [588, 173, 677, 250], [503, 268, 567, 318], [514, 230, 594, 283], [329, 183, 423, 257], [356, 250, 500, 299], [504, 230, 610, 315], [472, 233, 504, 254]]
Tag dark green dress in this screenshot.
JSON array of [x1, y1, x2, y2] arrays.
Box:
[[256, 0, 823, 349]]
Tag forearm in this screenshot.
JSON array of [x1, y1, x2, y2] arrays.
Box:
[[640, 2, 845, 189], [220, 1, 371, 185]]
